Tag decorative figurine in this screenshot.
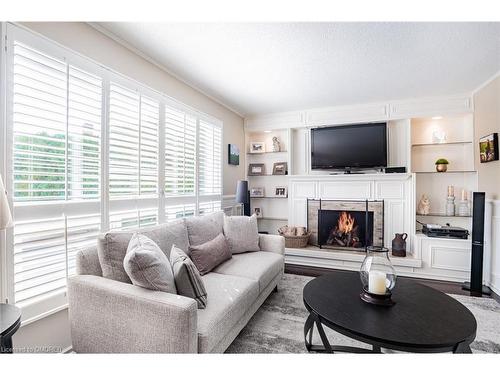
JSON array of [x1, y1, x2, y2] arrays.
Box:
[[272, 136, 281, 152], [417, 194, 430, 215], [446, 186, 455, 216]]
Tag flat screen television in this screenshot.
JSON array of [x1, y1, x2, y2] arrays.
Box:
[[311, 122, 387, 170]]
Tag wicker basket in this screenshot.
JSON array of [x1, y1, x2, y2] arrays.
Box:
[[282, 234, 310, 248]]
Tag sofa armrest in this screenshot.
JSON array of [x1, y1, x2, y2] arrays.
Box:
[[259, 234, 285, 256], [68, 275, 198, 353]]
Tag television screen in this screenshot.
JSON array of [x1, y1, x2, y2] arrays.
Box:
[[311, 123, 387, 169]]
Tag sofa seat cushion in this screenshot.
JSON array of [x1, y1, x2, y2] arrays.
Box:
[[211, 251, 283, 293], [197, 272, 259, 353]]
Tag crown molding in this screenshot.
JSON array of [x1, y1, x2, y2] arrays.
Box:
[[471, 69, 500, 96], [87, 22, 245, 118]]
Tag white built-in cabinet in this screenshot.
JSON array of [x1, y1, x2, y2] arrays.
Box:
[[244, 94, 477, 282]]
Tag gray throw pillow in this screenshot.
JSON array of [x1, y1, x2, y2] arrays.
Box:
[[223, 214, 260, 254], [123, 233, 177, 294], [97, 221, 189, 283], [189, 233, 232, 275], [170, 245, 208, 309], [185, 211, 224, 248]]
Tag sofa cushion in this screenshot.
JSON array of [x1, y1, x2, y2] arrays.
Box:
[[223, 214, 260, 254], [212, 251, 284, 293], [189, 233, 232, 275], [97, 220, 188, 283], [185, 211, 224, 248], [197, 272, 259, 353], [170, 245, 207, 309], [123, 234, 177, 294]]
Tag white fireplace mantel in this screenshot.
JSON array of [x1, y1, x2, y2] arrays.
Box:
[[288, 173, 415, 252]]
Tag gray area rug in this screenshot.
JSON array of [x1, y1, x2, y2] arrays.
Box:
[[226, 273, 500, 354]]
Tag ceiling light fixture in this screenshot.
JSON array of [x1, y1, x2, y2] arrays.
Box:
[[432, 116, 443, 120], [264, 130, 272, 133]]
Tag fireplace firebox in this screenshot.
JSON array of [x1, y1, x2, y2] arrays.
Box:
[[318, 209, 374, 249], [307, 199, 384, 251]]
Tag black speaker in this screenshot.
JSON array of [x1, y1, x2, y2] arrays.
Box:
[[462, 192, 491, 296]]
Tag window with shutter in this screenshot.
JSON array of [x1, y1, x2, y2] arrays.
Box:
[[3, 25, 224, 319], [10, 38, 103, 311]]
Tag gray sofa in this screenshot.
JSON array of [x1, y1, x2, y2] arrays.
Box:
[[67, 213, 285, 353]]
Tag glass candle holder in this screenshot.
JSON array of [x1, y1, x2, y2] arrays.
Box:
[[360, 246, 397, 306]]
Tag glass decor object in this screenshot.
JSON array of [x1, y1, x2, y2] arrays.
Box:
[[360, 246, 397, 306]]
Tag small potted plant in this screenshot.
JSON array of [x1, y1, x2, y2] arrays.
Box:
[[435, 158, 449, 172]]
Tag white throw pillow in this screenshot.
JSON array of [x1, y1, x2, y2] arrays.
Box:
[[223, 214, 260, 254], [123, 233, 177, 294]]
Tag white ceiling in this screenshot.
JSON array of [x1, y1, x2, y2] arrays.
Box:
[[96, 22, 500, 117]]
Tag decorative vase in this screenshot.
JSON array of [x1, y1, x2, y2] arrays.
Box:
[[436, 163, 448, 172], [359, 246, 397, 306], [391, 233, 407, 257], [446, 196, 455, 216], [458, 200, 470, 217], [272, 136, 281, 152]]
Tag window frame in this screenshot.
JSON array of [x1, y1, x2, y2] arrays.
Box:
[[0, 23, 224, 322]]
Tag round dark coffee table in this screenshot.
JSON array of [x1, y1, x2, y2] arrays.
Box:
[[303, 272, 477, 353], [1, 304, 21, 354]]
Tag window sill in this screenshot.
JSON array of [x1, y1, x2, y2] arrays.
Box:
[[20, 303, 68, 327]]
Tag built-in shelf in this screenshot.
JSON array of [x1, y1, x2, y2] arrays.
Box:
[[416, 213, 472, 218], [247, 151, 288, 155], [411, 141, 473, 147]]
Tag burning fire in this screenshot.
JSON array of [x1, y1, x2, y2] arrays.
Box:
[[337, 211, 355, 234]]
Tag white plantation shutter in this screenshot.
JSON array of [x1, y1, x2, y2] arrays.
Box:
[[12, 42, 67, 202], [164, 106, 197, 196], [108, 83, 140, 197], [198, 120, 222, 196], [108, 82, 160, 230], [165, 204, 196, 222]]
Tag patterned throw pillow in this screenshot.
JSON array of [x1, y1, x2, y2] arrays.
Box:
[[123, 233, 177, 294], [189, 233, 232, 275], [169, 244, 208, 309]]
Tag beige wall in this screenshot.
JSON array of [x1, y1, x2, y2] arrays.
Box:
[[21, 22, 245, 196], [474, 75, 500, 200]]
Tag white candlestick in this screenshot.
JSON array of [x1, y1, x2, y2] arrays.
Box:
[[448, 185, 454, 197], [462, 189, 467, 201], [368, 271, 387, 295]]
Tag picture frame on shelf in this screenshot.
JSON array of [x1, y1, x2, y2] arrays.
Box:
[[228, 144, 240, 166], [274, 186, 288, 198], [248, 163, 266, 176], [250, 187, 265, 197], [249, 142, 266, 153], [253, 207, 263, 218], [272, 162, 288, 175], [479, 133, 498, 163]]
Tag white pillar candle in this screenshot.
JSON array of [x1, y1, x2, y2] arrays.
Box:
[[368, 271, 387, 295]]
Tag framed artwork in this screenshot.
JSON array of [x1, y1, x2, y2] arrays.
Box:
[[272, 162, 288, 175], [228, 144, 240, 165], [248, 163, 266, 176], [249, 142, 266, 153], [250, 187, 265, 197], [479, 133, 498, 163], [274, 186, 288, 198], [253, 207, 263, 218]]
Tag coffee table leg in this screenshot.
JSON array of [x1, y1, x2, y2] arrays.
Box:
[[453, 341, 472, 353], [304, 313, 315, 351]]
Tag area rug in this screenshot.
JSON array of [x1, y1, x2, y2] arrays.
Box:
[[226, 273, 500, 354]]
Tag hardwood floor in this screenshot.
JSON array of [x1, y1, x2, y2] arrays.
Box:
[[285, 264, 499, 300]]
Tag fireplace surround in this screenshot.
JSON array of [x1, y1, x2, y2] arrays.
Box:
[[307, 199, 384, 251]]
